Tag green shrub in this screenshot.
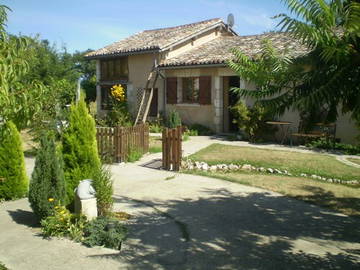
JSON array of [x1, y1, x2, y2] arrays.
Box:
[[167, 110, 181, 128], [40, 202, 87, 242], [29, 134, 66, 219], [92, 167, 114, 217], [187, 124, 214, 136], [127, 146, 142, 162], [306, 138, 360, 155], [62, 98, 101, 205], [148, 116, 164, 133], [0, 121, 28, 200], [82, 216, 127, 250], [230, 102, 274, 142]]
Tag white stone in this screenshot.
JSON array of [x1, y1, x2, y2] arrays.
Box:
[[210, 165, 217, 171], [267, 168, 274, 173], [229, 164, 239, 170], [242, 164, 252, 170], [74, 197, 97, 220], [259, 167, 266, 172], [201, 163, 209, 171]]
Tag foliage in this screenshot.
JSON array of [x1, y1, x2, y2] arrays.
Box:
[[29, 133, 66, 219], [306, 137, 360, 155], [228, 0, 360, 124], [0, 121, 28, 200], [62, 98, 101, 205], [40, 200, 87, 242], [148, 116, 164, 133], [101, 84, 132, 127], [187, 124, 214, 136], [167, 110, 182, 128], [0, 6, 48, 130], [82, 216, 127, 250], [127, 146, 143, 162], [230, 101, 275, 142], [92, 167, 114, 217], [0, 261, 7, 270]]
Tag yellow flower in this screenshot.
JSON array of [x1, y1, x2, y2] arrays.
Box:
[[111, 84, 126, 102], [48, 198, 54, 202], [60, 210, 66, 215]]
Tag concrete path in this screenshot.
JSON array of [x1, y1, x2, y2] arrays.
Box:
[[1, 137, 360, 269]]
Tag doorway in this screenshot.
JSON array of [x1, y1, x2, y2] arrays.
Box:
[[149, 88, 158, 117], [223, 76, 240, 132]]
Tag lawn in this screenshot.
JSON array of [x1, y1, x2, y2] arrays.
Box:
[[188, 170, 360, 217], [348, 158, 360, 166], [189, 144, 360, 181], [149, 136, 162, 153]]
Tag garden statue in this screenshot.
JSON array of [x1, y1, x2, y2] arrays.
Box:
[[74, 179, 97, 220]]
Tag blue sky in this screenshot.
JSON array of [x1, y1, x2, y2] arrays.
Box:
[[2, 0, 289, 52]]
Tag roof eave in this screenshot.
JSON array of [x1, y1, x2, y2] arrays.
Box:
[[158, 62, 227, 69], [85, 48, 160, 60]]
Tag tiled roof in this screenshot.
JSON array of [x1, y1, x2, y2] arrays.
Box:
[[85, 18, 224, 58], [159, 33, 309, 67]]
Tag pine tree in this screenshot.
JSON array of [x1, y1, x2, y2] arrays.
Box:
[[28, 133, 66, 219], [0, 121, 28, 200], [62, 97, 100, 205]]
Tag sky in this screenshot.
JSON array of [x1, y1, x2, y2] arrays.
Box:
[[2, 0, 289, 53]]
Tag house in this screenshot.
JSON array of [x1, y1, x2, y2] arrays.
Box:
[[85, 18, 359, 144]]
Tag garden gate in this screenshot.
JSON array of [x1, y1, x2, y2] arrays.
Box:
[[162, 126, 182, 171]]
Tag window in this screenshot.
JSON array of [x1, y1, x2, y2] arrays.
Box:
[[182, 77, 199, 103], [100, 84, 127, 110], [100, 57, 128, 81]]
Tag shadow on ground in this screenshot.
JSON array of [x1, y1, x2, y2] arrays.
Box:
[[90, 188, 360, 269], [7, 209, 40, 228]]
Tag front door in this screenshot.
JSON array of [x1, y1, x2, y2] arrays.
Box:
[[223, 76, 240, 132]]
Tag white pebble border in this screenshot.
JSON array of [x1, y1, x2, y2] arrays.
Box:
[[181, 159, 359, 186]]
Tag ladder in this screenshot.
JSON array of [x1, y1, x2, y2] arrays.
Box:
[[134, 67, 159, 126]]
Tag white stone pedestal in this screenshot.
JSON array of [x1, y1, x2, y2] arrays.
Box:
[[74, 195, 98, 220]]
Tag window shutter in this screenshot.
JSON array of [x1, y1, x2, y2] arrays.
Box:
[[199, 76, 211, 105], [166, 77, 177, 104]]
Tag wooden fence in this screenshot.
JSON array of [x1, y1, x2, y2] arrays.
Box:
[[96, 123, 149, 163], [162, 126, 182, 171]]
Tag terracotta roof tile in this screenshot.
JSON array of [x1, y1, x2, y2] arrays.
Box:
[[159, 33, 309, 67], [85, 18, 223, 58]]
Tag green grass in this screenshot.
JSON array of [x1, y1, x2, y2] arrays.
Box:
[[149, 136, 162, 153], [185, 170, 360, 217], [348, 158, 360, 166], [189, 144, 360, 181]]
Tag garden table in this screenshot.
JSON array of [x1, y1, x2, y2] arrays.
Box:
[[266, 121, 292, 144]]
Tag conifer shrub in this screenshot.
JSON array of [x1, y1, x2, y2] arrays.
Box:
[[29, 133, 66, 219], [0, 121, 28, 200], [167, 110, 182, 128], [62, 98, 101, 205], [92, 167, 114, 217]]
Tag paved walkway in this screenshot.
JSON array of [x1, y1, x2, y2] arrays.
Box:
[[1, 137, 360, 269]]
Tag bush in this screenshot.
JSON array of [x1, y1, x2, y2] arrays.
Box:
[[306, 138, 360, 155], [127, 146, 143, 162], [62, 98, 101, 205], [41, 201, 87, 242], [230, 102, 274, 142], [188, 124, 214, 136], [167, 110, 181, 128], [92, 167, 114, 217], [29, 133, 66, 220], [82, 216, 127, 250], [0, 121, 28, 200]]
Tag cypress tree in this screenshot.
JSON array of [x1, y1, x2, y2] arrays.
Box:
[[0, 121, 28, 200], [62, 97, 100, 205], [29, 133, 66, 219]]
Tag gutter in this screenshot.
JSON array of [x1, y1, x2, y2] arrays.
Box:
[[158, 63, 227, 70]]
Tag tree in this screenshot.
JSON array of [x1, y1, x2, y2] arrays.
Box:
[[62, 97, 101, 205], [228, 0, 360, 123], [29, 133, 66, 219], [0, 121, 28, 200]]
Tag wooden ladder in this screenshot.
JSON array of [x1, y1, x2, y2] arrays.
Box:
[[134, 67, 159, 126]]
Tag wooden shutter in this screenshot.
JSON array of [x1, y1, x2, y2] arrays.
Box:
[[199, 76, 211, 105], [166, 77, 177, 104]]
